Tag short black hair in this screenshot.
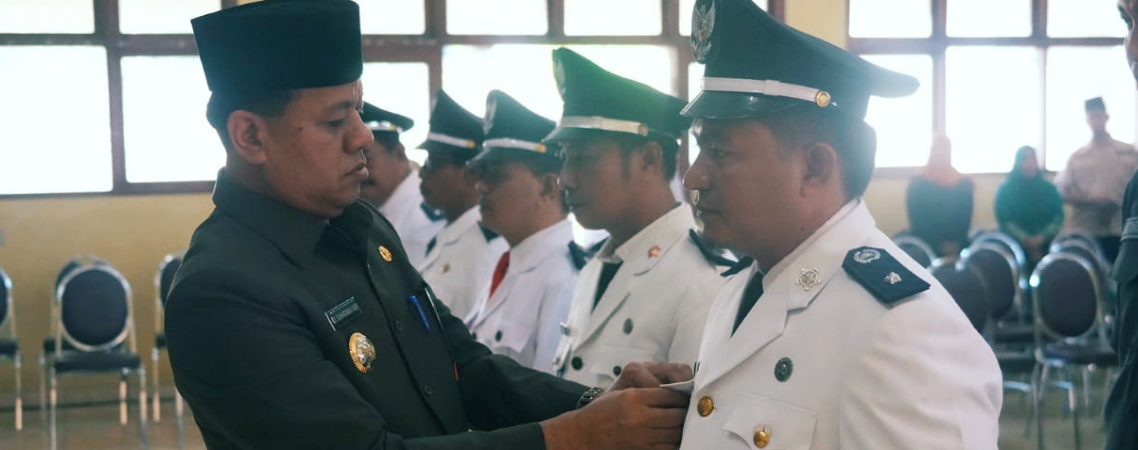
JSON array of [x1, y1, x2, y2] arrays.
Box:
[[205, 89, 295, 150], [512, 155, 569, 213], [610, 133, 679, 181], [371, 132, 402, 153], [758, 107, 877, 199]]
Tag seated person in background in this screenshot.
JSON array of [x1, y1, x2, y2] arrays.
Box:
[[995, 146, 1064, 268], [358, 102, 445, 267], [465, 90, 579, 374], [907, 134, 974, 257]]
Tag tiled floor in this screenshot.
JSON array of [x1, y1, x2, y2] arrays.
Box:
[[0, 381, 1116, 449]]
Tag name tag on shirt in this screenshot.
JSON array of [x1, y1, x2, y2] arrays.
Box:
[[325, 297, 362, 331]]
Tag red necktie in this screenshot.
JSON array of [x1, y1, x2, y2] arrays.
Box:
[[490, 252, 510, 297]]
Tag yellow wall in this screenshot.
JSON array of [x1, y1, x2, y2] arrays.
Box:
[[0, 0, 1001, 404]]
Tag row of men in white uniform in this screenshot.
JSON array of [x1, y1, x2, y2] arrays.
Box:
[[358, 24, 1003, 447]]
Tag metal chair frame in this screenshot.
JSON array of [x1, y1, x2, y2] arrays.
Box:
[[893, 235, 937, 268], [961, 243, 1026, 324], [48, 262, 148, 450], [151, 252, 185, 449], [1030, 253, 1113, 450], [1053, 231, 1108, 260], [0, 267, 23, 432], [972, 231, 1030, 274]]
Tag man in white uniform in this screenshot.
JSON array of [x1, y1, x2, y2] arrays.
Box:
[[546, 48, 733, 389], [676, 1, 1003, 449], [418, 91, 508, 319], [465, 90, 581, 374], [359, 102, 444, 267]]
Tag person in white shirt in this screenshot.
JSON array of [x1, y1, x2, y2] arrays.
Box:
[[545, 48, 732, 389], [417, 91, 508, 319], [359, 102, 444, 267], [674, 1, 1002, 448], [464, 90, 581, 374]]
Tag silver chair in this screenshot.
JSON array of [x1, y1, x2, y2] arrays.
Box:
[[49, 262, 148, 450], [151, 252, 184, 449], [0, 267, 23, 432]]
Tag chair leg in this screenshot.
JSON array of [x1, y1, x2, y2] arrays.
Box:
[[38, 355, 46, 434], [15, 352, 23, 432], [49, 368, 57, 450], [119, 369, 128, 426], [1069, 367, 1082, 450], [1035, 363, 1047, 450], [175, 390, 184, 450], [151, 348, 160, 422], [1026, 364, 1041, 438], [1082, 366, 1093, 412], [137, 367, 149, 450]]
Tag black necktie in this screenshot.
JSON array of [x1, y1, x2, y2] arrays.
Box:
[[425, 237, 437, 256], [593, 262, 623, 310], [732, 273, 764, 334]]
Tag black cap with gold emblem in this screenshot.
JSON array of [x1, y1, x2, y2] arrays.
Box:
[[361, 102, 414, 136], [417, 90, 485, 160], [471, 90, 559, 166], [684, 0, 918, 120], [545, 48, 691, 147], [192, 0, 363, 95]]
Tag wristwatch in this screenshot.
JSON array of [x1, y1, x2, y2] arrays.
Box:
[[576, 387, 606, 409]]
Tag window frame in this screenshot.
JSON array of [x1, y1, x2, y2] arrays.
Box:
[[0, 0, 783, 198], [847, 0, 1125, 175]]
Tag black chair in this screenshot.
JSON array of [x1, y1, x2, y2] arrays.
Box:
[[972, 231, 1030, 274], [0, 267, 23, 432], [1030, 253, 1117, 450], [930, 258, 990, 336], [49, 262, 148, 450], [151, 252, 185, 449], [40, 255, 107, 424], [893, 235, 936, 268], [962, 244, 1033, 344], [1053, 231, 1107, 260]]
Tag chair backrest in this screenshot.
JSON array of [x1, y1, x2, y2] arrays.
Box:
[[0, 267, 11, 330], [56, 264, 132, 352], [931, 258, 990, 335], [894, 235, 936, 268], [55, 255, 109, 290], [1031, 253, 1103, 341], [1051, 240, 1110, 280], [156, 253, 183, 309], [961, 244, 1020, 321], [972, 231, 1028, 272], [1053, 231, 1106, 260]]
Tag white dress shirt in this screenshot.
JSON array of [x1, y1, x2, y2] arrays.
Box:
[[418, 207, 508, 320], [378, 171, 445, 268]]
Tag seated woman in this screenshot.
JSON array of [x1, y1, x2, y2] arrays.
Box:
[[995, 146, 1064, 268], [907, 134, 974, 257]]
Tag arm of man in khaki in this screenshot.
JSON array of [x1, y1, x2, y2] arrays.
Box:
[[837, 300, 1003, 449]]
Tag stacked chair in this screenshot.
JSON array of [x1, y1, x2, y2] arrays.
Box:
[[0, 266, 23, 434], [152, 252, 185, 449]]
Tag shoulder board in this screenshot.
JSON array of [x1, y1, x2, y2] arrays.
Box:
[[479, 224, 500, 242], [842, 247, 930, 307], [567, 242, 588, 270], [721, 257, 754, 277], [419, 202, 446, 222], [688, 230, 737, 268]]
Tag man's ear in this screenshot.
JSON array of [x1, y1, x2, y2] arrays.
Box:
[[799, 141, 838, 197], [637, 140, 665, 176], [228, 110, 271, 165], [539, 172, 562, 202]]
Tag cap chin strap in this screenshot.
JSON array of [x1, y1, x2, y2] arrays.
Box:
[[426, 132, 476, 149], [701, 77, 829, 106], [483, 138, 546, 153]]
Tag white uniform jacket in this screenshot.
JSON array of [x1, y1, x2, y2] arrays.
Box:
[[417, 207, 508, 320], [679, 201, 1003, 450], [465, 219, 580, 373], [378, 171, 445, 268], [554, 203, 729, 388]]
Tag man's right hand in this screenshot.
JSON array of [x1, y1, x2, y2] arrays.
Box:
[[541, 387, 690, 450]]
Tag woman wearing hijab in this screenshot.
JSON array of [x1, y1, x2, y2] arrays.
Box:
[[995, 146, 1065, 267], [906, 134, 975, 257]]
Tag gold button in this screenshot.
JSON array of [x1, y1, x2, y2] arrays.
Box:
[[442, 263, 451, 273], [815, 90, 831, 108], [378, 246, 393, 262], [754, 428, 772, 448], [697, 396, 714, 417]]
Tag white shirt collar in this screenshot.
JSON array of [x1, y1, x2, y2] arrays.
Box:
[[507, 219, 575, 274], [439, 206, 483, 246], [597, 203, 695, 264], [378, 170, 419, 219]]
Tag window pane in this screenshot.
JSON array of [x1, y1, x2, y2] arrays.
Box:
[[566, 0, 661, 36], [0, 0, 94, 33], [946, 46, 1043, 173], [1048, 0, 1127, 37], [119, 0, 219, 34], [862, 54, 934, 169], [947, 0, 1031, 37], [442, 44, 674, 120], [682, 0, 767, 35], [446, 0, 547, 35], [848, 0, 931, 38], [0, 47, 111, 194], [1045, 46, 1136, 171], [361, 62, 431, 164], [121, 56, 221, 183], [359, 0, 425, 35]]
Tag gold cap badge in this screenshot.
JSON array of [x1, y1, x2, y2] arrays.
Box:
[[348, 332, 376, 373]]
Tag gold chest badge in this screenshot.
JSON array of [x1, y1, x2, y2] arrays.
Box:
[[348, 332, 376, 373]]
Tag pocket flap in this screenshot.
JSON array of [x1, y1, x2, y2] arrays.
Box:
[[722, 394, 818, 450]]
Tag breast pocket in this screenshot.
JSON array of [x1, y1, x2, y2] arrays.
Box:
[[588, 345, 658, 383], [722, 394, 817, 450]]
